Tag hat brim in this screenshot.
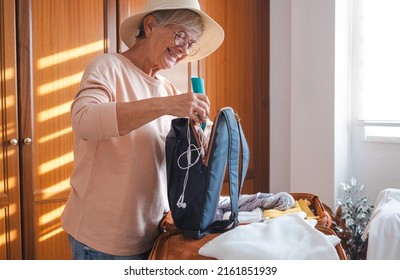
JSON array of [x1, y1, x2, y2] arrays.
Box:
[[120, 9, 224, 63]]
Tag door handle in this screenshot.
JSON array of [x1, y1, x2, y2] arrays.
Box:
[[23, 138, 32, 145], [9, 138, 18, 146]]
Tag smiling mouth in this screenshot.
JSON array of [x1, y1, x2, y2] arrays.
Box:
[[168, 48, 182, 60]]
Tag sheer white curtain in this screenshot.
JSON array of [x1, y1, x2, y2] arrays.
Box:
[[352, 0, 400, 122], [349, 0, 400, 203]]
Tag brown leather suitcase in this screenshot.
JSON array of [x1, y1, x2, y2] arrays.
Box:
[[148, 228, 220, 260], [289, 192, 332, 227], [148, 211, 347, 260]]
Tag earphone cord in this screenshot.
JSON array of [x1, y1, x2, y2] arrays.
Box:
[[176, 119, 205, 208]]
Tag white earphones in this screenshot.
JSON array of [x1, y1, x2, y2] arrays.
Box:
[[176, 119, 206, 209]]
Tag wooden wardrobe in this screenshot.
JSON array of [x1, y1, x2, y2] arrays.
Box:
[[0, 0, 269, 260]]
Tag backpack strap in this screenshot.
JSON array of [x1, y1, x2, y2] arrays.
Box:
[[223, 108, 240, 226], [237, 113, 250, 194], [207, 108, 249, 233]]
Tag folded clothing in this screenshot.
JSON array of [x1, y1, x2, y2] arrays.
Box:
[[199, 213, 339, 260], [215, 192, 295, 222], [218, 192, 295, 212], [263, 199, 319, 220], [263, 201, 303, 219], [298, 198, 320, 219], [222, 208, 263, 223]]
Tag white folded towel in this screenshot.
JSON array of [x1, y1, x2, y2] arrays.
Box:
[[222, 208, 263, 223], [199, 213, 339, 260]]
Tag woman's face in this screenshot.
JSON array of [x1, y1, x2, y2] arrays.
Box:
[[152, 26, 186, 69], [146, 20, 198, 70]]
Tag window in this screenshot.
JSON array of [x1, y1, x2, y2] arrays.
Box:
[[352, 0, 400, 142]]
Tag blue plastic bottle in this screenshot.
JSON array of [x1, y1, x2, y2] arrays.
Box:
[[191, 77, 206, 131]]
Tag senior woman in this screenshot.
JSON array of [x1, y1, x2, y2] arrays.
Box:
[[61, 0, 224, 260]]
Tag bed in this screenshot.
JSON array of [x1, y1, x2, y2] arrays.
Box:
[[362, 188, 400, 260]]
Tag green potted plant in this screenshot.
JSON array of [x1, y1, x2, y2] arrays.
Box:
[[333, 177, 374, 260]]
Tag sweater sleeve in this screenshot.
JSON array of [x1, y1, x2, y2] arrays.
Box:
[[71, 58, 120, 141], [71, 91, 119, 141]]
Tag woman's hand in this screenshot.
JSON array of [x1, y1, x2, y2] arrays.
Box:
[[169, 92, 210, 124], [116, 92, 210, 135]]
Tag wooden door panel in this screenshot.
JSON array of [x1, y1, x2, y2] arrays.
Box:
[[0, 209, 6, 259], [17, 0, 115, 259], [31, 0, 105, 198], [35, 201, 70, 260], [201, 0, 256, 194], [201, 0, 269, 195], [8, 0, 269, 260], [31, 0, 106, 260], [0, 0, 22, 260]]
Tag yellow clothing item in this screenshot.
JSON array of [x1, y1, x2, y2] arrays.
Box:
[[298, 199, 320, 220], [263, 201, 303, 219], [262, 199, 320, 220]]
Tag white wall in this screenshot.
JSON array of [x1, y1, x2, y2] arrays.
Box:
[[290, 0, 336, 206], [352, 121, 400, 202], [270, 0, 337, 207], [349, 2, 400, 202], [270, 0, 399, 209], [334, 0, 352, 206], [269, 0, 292, 195]]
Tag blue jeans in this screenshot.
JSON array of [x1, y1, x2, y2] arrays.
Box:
[[68, 235, 150, 260]]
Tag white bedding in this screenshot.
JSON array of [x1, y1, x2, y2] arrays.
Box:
[[362, 188, 400, 260], [198, 213, 340, 260]]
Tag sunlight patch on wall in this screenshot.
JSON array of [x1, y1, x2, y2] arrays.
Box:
[[37, 72, 83, 96], [8, 201, 17, 216], [41, 179, 71, 200], [0, 221, 16, 248], [38, 205, 65, 242], [0, 230, 16, 247], [5, 176, 16, 191], [37, 40, 104, 69], [9, 229, 17, 243], [38, 101, 72, 122], [5, 122, 16, 136], [5, 95, 15, 109], [39, 205, 65, 226], [4, 67, 14, 81], [38, 151, 73, 175], [8, 149, 15, 157], [0, 176, 16, 191], [38, 226, 63, 243], [38, 127, 72, 144]]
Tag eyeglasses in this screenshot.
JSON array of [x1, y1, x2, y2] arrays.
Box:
[[173, 30, 200, 56]]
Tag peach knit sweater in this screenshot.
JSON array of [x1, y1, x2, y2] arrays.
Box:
[[61, 53, 176, 256]]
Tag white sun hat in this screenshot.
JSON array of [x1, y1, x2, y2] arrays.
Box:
[[119, 0, 224, 63]]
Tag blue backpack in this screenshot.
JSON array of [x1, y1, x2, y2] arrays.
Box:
[[165, 107, 250, 239]]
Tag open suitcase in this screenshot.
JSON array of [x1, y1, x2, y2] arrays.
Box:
[[148, 193, 346, 260], [290, 192, 332, 227]]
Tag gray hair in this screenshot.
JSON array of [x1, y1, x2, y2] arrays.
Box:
[[137, 9, 204, 40]]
